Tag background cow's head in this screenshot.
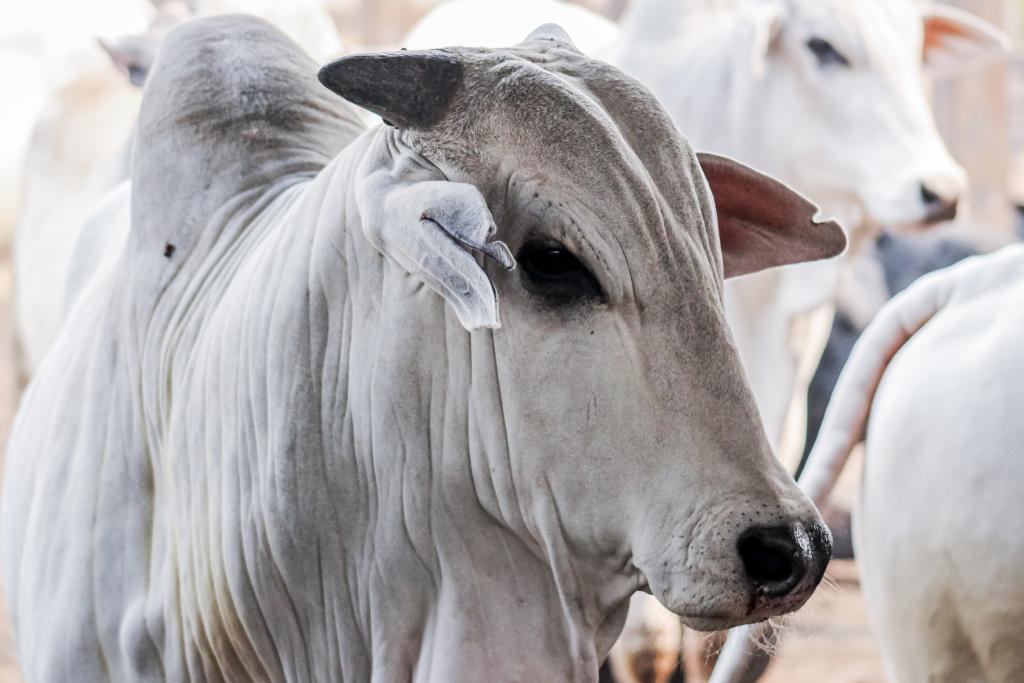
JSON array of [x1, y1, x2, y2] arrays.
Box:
[[621, 0, 1008, 236], [735, 0, 1007, 231], [320, 25, 841, 641]]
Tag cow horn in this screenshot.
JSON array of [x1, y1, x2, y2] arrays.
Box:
[[318, 50, 464, 130]]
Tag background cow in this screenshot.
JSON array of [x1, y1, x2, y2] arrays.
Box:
[[8, 0, 344, 383], [712, 244, 1024, 683]]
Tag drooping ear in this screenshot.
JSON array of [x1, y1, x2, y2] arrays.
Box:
[[318, 50, 464, 129], [697, 153, 846, 279], [922, 4, 1010, 77], [358, 173, 515, 331], [520, 23, 582, 53]]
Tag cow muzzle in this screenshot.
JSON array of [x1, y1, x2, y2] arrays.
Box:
[[737, 521, 832, 618]]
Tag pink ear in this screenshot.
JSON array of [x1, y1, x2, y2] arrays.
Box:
[[698, 152, 846, 279], [921, 5, 1009, 77]]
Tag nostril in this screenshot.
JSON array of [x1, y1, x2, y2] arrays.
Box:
[[919, 183, 959, 224], [738, 526, 804, 597]]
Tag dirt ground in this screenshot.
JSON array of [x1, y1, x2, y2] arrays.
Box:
[[0, 264, 886, 683]]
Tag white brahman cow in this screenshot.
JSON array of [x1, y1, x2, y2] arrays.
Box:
[[1, 16, 844, 681], [10, 0, 344, 382], [407, 3, 1007, 680], [711, 244, 1024, 683]]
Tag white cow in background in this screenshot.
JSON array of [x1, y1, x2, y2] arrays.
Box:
[[11, 0, 343, 381], [712, 244, 1024, 683], [10, 2, 187, 382], [0, 0, 150, 245], [1, 17, 845, 681], [407, 2, 1007, 681]]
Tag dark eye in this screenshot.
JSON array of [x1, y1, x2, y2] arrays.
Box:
[[806, 37, 850, 68], [518, 241, 604, 303]]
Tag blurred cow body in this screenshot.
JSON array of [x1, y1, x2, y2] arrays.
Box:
[[12, 65, 141, 380], [10, 0, 344, 381], [714, 245, 1024, 683]]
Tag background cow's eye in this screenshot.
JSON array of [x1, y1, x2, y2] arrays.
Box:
[[806, 37, 850, 68], [518, 241, 604, 303]]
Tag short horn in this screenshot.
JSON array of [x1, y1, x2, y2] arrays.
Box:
[[318, 50, 463, 130]]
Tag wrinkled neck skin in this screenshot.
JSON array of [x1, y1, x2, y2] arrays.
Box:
[[154, 127, 633, 682]]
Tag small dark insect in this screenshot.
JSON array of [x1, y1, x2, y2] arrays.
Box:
[[164, 243, 176, 259]]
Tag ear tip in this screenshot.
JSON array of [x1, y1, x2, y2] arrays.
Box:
[[317, 56, 350, 93], [815, 218, 848, 258]]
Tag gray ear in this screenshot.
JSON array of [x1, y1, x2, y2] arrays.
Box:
[[318, 50, 464, 130], [521, 23, 581, 52]]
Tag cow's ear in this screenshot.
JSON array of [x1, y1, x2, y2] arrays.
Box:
[[319, 50, 464, 130], [747, 1, 785, 76], [698, 153, 846, 279], [922, 4, 1009, 77], [98, 35, 156, 87], [358, 176, 515, 331]]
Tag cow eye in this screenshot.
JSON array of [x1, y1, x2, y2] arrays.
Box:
[[518, 241, 604, 303], [806, 37, 850, 68]]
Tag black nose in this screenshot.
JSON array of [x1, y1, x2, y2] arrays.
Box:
[[738, 524, 831, 598], [920, 183, 958, 224]]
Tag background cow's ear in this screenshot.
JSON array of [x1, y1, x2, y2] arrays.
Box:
[[698, 153, 847, 279], [747, 1, 785, 76], [98, 35, 157, 87], [922, 4, 1009, 78]]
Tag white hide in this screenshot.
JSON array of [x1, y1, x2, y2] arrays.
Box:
[[0, 0, 149, 246], [406, 2, 1008, 680], [616, 0, 1004, 455], [12, 67, 140, 380], [10, 0, 343, 382], [1, 17, 837, 682], [406, 0, 1007, 458], [711, 244, 1024, 683]]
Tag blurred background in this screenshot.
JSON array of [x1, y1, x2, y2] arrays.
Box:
[[1, 1, 1022, 681]]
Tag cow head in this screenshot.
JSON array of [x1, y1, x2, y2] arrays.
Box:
[[737, 0, 1008, 232], [319, 25, 841, 641]]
